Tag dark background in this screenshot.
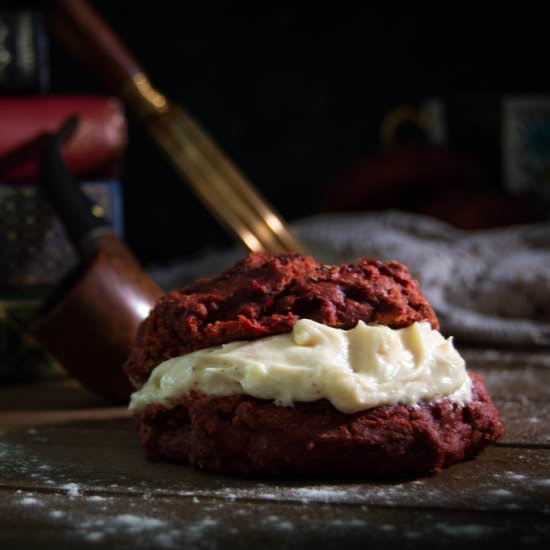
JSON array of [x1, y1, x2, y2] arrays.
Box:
[[44, 1, 549, 264]]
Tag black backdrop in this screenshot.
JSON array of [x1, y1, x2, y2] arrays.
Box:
[[46, 1, 549, 264]]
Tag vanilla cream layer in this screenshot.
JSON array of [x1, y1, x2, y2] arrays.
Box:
[[129, 320, 471, 414]]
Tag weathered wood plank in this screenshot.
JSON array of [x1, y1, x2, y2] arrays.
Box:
[[1, 425, 549, 513], [0, 378, 106, 412], [495, 399, 550, 447], [475, 366, 550, 401], [1, 486, 548, 550], [460, 347, 550, 402], [460, 348, 550, 371]]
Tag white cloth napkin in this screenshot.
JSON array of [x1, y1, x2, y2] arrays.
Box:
[[149, 211, 550, 347]]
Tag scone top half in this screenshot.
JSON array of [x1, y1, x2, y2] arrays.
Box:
[[124, 252, 439, 390]]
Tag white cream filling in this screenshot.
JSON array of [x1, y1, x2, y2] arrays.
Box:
[[129, 319, 471, 414]]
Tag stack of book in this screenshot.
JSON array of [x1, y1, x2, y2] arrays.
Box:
[[0, 5, 126, 381]]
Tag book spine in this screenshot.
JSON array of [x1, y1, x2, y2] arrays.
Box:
[[0, 7, 50, 93], [0, 96, 127, 181]]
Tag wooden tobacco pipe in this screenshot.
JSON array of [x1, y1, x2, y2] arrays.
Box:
[[31, 118, 163, 403]]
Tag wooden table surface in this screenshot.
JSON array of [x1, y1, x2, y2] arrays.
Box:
[[1, 347, 549, 549]]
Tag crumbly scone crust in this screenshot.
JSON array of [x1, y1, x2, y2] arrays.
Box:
[[125, 253, 438, 387]]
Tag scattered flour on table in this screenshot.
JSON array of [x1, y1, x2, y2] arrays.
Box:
[[87, 495, 108, 502], [85, 532, 105, 542], [326, 519, 367, 528], [286, 487, 351, 503], [19, 497, 41, 506], [73, 514, 172, 545], [434, 524, 493, 538], [490, 489, 513, 497], [185, 517, 219, 540], [262, 515, 295, 531], [153, 530, 187, 548], [62, 483, 81, 497], [506, 473, 527, 481], [114, 514, 166, 531]]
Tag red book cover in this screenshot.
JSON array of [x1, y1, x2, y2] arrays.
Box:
[[0, 96, 126, 181]]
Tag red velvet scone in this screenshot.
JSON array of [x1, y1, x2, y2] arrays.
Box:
[[125, 253, 503, 478]]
